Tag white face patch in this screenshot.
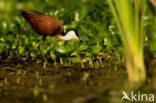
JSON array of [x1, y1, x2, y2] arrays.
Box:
[[57, 30, 79, 40], [65, 30, 79, 40]]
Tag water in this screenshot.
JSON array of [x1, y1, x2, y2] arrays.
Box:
[[0, 61, 155, 103]]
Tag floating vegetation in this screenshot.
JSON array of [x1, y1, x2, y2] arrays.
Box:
[[0, 0, 156, 103]]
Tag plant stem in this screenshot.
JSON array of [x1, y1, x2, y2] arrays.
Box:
[[126, 46, 146, 82], [108, 0, 147, 83]]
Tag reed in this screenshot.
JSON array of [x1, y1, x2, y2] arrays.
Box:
[[107, 0, 146, 82]]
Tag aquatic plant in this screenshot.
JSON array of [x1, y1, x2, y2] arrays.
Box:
[[0, 0, 115, 67], [107, 0, 147, 82]]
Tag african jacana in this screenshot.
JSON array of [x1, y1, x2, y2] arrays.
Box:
[[150, 0, 156, 8], [20, 10, 79, 40]]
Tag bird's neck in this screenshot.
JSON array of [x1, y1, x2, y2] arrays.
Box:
[[56, 34, 72, 41], [56, 31, 79, 41]]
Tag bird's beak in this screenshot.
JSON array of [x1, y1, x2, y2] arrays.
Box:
[[79, 37, 86, 42]]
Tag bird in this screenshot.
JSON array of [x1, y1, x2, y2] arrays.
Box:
[[20, 10, 80, 69], [149, 0, 156, 8], [20, 10, 79, 41]]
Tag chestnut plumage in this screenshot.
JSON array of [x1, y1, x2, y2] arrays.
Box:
[[150, 0, 156, 7], [21, 10, 63, 36], [21, 10, 79, 40]]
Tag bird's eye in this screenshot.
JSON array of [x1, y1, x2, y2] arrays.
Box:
[[61, 31, 65, 35]]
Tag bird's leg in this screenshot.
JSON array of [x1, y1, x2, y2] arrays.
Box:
[[37, 36, 48, 69], [15, 28, 27, 57], [15, 32, 21, 57], [16, 27, 33, 55], [37, 36, 46, 48]]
